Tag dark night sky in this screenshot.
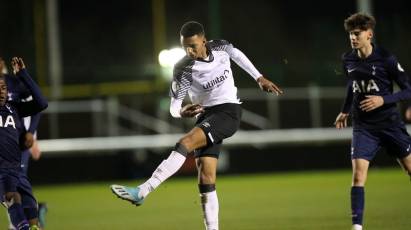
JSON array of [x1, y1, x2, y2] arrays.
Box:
[[1, 0, 410, 87]]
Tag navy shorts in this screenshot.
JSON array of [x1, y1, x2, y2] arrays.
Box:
[[0, 168, 20, 195], [351, 125, 411, 161], [0, 167, 37, 209], [194, 103, 242, 158]]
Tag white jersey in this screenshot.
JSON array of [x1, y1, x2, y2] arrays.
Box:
[[169, 40, 262, 117]]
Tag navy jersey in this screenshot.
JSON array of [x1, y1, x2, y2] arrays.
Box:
[[341, 45, 411, 129], [0, 103, 23, 168], [0, 69, 47, 168], [5, 74, 42, 150]]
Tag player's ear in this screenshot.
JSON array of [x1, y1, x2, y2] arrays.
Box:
[[367, 30, 373, 40]]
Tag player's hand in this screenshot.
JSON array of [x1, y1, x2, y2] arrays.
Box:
[[256, 76, 283, 96], [24, 132, 35, 149], [11, 57, 26, 75], [334, 112, 349, 129], [359, 95, 384, 112], [30, 139, 42, 160], [180, 104, 204, 118]]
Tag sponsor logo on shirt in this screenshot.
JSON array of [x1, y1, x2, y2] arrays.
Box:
[[352, 80, 380, 93], [0, 114, 16, 129], [202, 70, 229, 90]]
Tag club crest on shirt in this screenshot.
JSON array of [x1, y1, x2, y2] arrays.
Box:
[[7, 92, 13, 101], [220, 57, 228, 64], [372, 65, 377, 75]]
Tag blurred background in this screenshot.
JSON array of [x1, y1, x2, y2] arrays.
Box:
[[1, 0, 411, 184]]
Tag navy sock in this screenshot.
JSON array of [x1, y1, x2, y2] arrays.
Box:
[[24, 207, 39, 221], [8, 203, 29, 230], [351, 186, 365, 225]]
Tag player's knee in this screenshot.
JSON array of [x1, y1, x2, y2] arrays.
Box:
[[174, 142, 190, 157], [5, 192, 21, 203], [352, 173, 367, 186], [178, 136, 196, 153], [2, 192, 21, 208], [199, 172, 216, 184], [179, 129, 207, 152]]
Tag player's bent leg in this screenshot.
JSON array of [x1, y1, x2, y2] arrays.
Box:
[[111, 147, 187, 206], [179, 127, 208, 151], [196, 157, 219, 230], [351, 158, 369, 230], [111, 128, 207, 206], [4, 192, 29, 230]]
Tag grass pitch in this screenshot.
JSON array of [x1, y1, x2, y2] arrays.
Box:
[[1, 168, 409, 230]]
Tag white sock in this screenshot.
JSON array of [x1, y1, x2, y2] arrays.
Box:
[[200, 190, 219, 230], [352, 224, 363, 230], [138, 151, 186, 197]]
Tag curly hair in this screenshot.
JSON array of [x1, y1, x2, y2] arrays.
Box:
[[344, 13, 376, 31]]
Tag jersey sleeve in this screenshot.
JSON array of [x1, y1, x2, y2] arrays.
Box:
[[340, 60, 353, 113], [15, 69, 48, 117], [382, 56, 411, 104], [341, 79, 353, 113], [210, 40, 262, 80], [27, 112, 42, 133], [169, 97, 183, 118], [169, 58, 193, 100]]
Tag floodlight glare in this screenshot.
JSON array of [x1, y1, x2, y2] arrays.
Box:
[[158, 48, 185, 68]]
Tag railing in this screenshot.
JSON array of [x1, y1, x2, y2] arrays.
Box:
[[43, 86, 347, 138]]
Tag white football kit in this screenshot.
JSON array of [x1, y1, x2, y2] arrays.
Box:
[[169, 39, 262, 117]]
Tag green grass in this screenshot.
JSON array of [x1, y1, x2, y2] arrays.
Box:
[[1, 168, 410, 229]]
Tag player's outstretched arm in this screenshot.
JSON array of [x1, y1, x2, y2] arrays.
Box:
[[12, 57, 48, 116], [334, 112, 349, 129], [256, 76, 283, 95]]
